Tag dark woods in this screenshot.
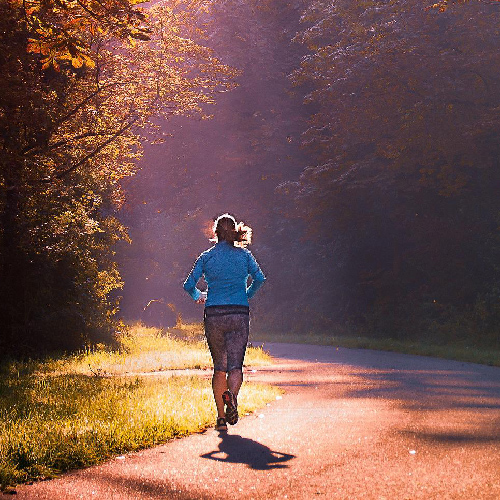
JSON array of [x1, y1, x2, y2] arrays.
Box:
[[282, 0, 500, 346], [119, 0, 500, 349], [2, 0, 499, 357]]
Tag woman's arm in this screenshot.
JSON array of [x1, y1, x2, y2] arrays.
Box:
[[246, 251, 266, 299], [183, 255, 204, 301]]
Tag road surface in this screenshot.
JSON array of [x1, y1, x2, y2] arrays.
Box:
[[3, 344, 499, 499]]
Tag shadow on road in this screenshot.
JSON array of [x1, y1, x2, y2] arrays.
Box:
[[265, 343, 500, 412], [200, 433, 295, 470], [399, 429, 500, 444], [342, 368, 500, 412]]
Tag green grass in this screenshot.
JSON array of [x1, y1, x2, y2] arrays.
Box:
[[42, 323, 272, 377], [0, 325, 280, 491], [252, 330, 500, 367]]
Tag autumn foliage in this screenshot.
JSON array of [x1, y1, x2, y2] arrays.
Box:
[[0, 0, 235, 354]]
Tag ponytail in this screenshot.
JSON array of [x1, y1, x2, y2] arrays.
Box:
[[211, 213, 252, 247]]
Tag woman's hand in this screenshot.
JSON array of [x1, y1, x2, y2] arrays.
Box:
[[196, 296, 206, 305]]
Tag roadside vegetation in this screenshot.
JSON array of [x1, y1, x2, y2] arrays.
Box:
[[0, 325, 279, 491], [47, 323, 271, 376], [252, 330, 500, 368]]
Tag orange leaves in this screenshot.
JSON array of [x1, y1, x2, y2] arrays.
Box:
[[0, 0, 238, 344], [27, 34, 96, 70], [12, 0, 236, 185], [21, 0, 149, 70], [27, 38, 44, 55], [429, 1, 449, 12]]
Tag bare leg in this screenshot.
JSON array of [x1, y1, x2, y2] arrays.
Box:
[[227, 368, 243, 399], [212, 370, 228, 418]]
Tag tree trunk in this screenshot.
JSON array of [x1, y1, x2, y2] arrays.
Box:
[[0, 179, 29, 356]]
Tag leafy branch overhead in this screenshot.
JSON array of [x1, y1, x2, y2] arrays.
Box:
[[22, 0, 151, 70], [17, 0, 238, 184]]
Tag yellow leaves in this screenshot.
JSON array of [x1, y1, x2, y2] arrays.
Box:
[[77, 53, 96, 68], [22, 0, 151, 70], [428, 1, 449, 13], [128, 29, 151, 41], [27, 38, 44, 55], [71, 57, 83, 68], [36, 45, 95, 71], [24, 6, 39, 16], [15, 0, 235, 208], [41, 55, 60, 71], [97, 268, 123, 298], [27, 27, 95, 69]]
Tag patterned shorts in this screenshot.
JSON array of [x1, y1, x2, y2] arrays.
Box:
[[204, 305, 250, 372]]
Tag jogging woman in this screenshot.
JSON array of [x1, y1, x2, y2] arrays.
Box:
[[183, 214, 266, 431]]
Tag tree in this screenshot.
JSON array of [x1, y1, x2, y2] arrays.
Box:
[[113, 0, 312, 330], [284, 0, 500, 342], [0, 0, 236, 355]]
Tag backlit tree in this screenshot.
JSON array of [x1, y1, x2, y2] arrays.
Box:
[[0, 0, 236, 354]]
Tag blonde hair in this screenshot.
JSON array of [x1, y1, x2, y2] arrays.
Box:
[[211, 213, 252, 247]]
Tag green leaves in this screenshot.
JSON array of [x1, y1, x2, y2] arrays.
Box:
[[285, 0, 500, 340], [0, 0, 235, 354]]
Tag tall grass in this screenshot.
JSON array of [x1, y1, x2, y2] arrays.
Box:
[[0, 325, 279, 491], [43, 323, 272, 376]]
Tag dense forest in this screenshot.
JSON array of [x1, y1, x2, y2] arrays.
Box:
[[119, 0, 500, 348], [0, 0, 235, 354], [1, 0, 500, 356]]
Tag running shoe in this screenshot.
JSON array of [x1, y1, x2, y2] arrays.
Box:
[[222, 390, 238, 425], [215, 417, 227, 432]]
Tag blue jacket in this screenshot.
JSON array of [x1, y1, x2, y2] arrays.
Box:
[[183, 241, 266, 307]]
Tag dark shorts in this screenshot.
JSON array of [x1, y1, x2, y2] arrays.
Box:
[[204, 305, 250, 373]]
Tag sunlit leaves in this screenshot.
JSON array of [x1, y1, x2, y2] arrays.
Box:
[[21, 0, 150, 70], [0, 0, 236, 352]]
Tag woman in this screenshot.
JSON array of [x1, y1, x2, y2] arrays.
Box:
[[183, 213, 266, 431]]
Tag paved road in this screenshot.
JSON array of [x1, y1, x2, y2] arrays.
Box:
[[3, 344, 499, 499]]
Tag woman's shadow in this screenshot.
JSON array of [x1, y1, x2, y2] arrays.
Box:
[[200, 433, 295, 470]]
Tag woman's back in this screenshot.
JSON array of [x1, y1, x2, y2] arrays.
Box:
[[184, 240, 265, 307]]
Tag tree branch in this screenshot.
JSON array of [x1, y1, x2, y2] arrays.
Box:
[[21, 81, 133, 155], [51, 115, 140, 181], [43, 131, 117, 152], [53, 81, 133, 130]]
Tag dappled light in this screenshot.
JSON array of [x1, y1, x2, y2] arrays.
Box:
[[2, 0, 499, 356], [2, 0, 500, 496], [0, 325, 279, 489]]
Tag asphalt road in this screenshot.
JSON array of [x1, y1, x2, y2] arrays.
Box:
[[3, 344, 499, 499]]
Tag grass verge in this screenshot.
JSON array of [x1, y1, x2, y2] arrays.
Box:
[[252, 331, 500, 367], [0, 325, 280, 491], [43, 323, 272, 376]]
